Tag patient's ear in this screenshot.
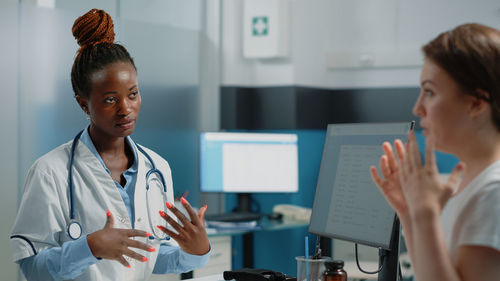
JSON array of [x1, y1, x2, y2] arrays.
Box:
[[468, 89, 490, 118]]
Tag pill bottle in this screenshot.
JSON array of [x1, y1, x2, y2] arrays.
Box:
[[323, 260, 347, 281]]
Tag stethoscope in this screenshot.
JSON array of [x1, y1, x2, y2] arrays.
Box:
[[67, 130, 170, 241]]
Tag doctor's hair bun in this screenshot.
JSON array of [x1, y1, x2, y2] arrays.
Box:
[[70, 9, 136, 98], [72, 9, 115, 50]]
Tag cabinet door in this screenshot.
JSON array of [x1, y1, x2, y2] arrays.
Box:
[[194, 236, 232, 278]]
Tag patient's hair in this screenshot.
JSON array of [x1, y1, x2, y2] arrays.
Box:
[[70, 9, 136, 98], [422, 23, 500, 130]]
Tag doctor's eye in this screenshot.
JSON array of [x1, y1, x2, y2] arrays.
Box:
[[104, 97, 116, 104]]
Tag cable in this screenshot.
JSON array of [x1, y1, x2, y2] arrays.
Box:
[[354, 243, 383, 274], [398, 263, 403, 281]]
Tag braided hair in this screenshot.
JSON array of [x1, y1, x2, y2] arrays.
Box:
[[71, 9, 136, 98]]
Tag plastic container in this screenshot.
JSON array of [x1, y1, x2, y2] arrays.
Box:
[[295, 256, 331, 281]]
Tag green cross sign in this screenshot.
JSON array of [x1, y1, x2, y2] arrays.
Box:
[[252, 16, 268, 36]]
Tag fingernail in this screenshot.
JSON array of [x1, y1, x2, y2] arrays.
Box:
[[159, 210, 166, 217], [127, 264, 131, 268], [166, 202, 172, 209], [142, 257, 148, 262], [204, 205, 207, 209], [156, 225, 162, 229], [145, 232, 152, 237], [180, 197, 187, 204], [106, 210, 111, 217], [149, 246, 156, 252]]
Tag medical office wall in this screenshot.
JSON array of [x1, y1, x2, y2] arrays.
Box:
[[2, 1, 218, 281], [221, 0, 500, 88], [0, 1, 20, 281]]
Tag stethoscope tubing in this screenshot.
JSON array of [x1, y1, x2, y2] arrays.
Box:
[[67, 130, 169, 241], [68, 130, 84, 221]]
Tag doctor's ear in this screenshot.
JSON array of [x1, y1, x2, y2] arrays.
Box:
[[75, 95, 89, 114]]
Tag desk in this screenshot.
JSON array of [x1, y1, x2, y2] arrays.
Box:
[[207, 218, 309, 237], [184, 271, 376, 281], [207, 218, 309, 268], [184, 274, 224, 281], [344, 261, 378, 280]]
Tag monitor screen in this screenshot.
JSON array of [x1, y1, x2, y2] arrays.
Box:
[[309, 122, 412, 249], [200, 132, 299, 193]]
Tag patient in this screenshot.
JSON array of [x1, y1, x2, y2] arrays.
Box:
[[371, 23, 500, 281]]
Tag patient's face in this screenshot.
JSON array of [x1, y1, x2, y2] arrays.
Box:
[[413, 59, 472, 153]]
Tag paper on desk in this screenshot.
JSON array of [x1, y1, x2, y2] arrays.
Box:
[[206, 220, 260, 230]]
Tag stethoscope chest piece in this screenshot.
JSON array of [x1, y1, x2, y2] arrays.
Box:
[[67, 220, 82, 240]]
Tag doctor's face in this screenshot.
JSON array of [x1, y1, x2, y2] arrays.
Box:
[[84, 61, 141, 138]]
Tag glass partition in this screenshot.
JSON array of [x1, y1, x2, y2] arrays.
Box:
[[18, 0, 204, 209]]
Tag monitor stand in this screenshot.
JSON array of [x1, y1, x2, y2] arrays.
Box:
[[205, 193, 261, 222], [377, 220, 400, 281], [235, 193, 251, 213], [231, 193, 261, 221]]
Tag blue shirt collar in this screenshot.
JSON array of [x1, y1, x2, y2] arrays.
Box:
[[79, 127, 138, 174]]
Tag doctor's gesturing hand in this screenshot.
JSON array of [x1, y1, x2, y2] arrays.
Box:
[[157, 197, 210, 256], [87, 210, 155, 267]]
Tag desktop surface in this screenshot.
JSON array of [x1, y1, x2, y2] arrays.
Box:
[[205, 217, 308, 237], [185, 273, 224, 281], [205, 212, 262, 222]]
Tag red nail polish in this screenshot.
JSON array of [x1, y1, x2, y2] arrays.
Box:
[[204, 205, 207, 209], [145, 232, 152, 237], [156, 225, 162, 229], [106, 210, 111, 217], [127, 264, 131, 268], [159, 210, 166, 217], [166, 202, 172, 209], [149, 246, 156, 252], [142, 257, 148, 262], [180, 197, 187, 204]]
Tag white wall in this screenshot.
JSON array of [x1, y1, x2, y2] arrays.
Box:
[[221, 0, 500, 88], [0, 1, 19, 280]]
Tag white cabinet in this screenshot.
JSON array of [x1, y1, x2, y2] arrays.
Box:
[[148, 236, 232, 281], [194, 236, 232, 278]]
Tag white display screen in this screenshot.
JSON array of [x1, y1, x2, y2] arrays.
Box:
[[309, 122, 412, 249], [200, 132, 299, 193]]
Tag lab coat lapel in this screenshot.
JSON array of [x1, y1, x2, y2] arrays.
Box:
[[130, 142, 162, 279], [131, 142, 166, 231], [133, 143, 148, 231], [73, 140, 131, 230]]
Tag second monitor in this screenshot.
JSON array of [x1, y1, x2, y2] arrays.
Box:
[[200, 132, 298, 215]]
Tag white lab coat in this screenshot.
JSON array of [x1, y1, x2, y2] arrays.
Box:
[[10, 138, 175, 281]]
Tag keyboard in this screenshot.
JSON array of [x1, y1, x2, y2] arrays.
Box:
[[205, 212, 262, 222]]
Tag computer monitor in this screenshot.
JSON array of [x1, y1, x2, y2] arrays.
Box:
[[200, 132, 298, 213], [309, 122, 413, 281]]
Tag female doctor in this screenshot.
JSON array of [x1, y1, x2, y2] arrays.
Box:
[[10, 9, 210, 281]]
